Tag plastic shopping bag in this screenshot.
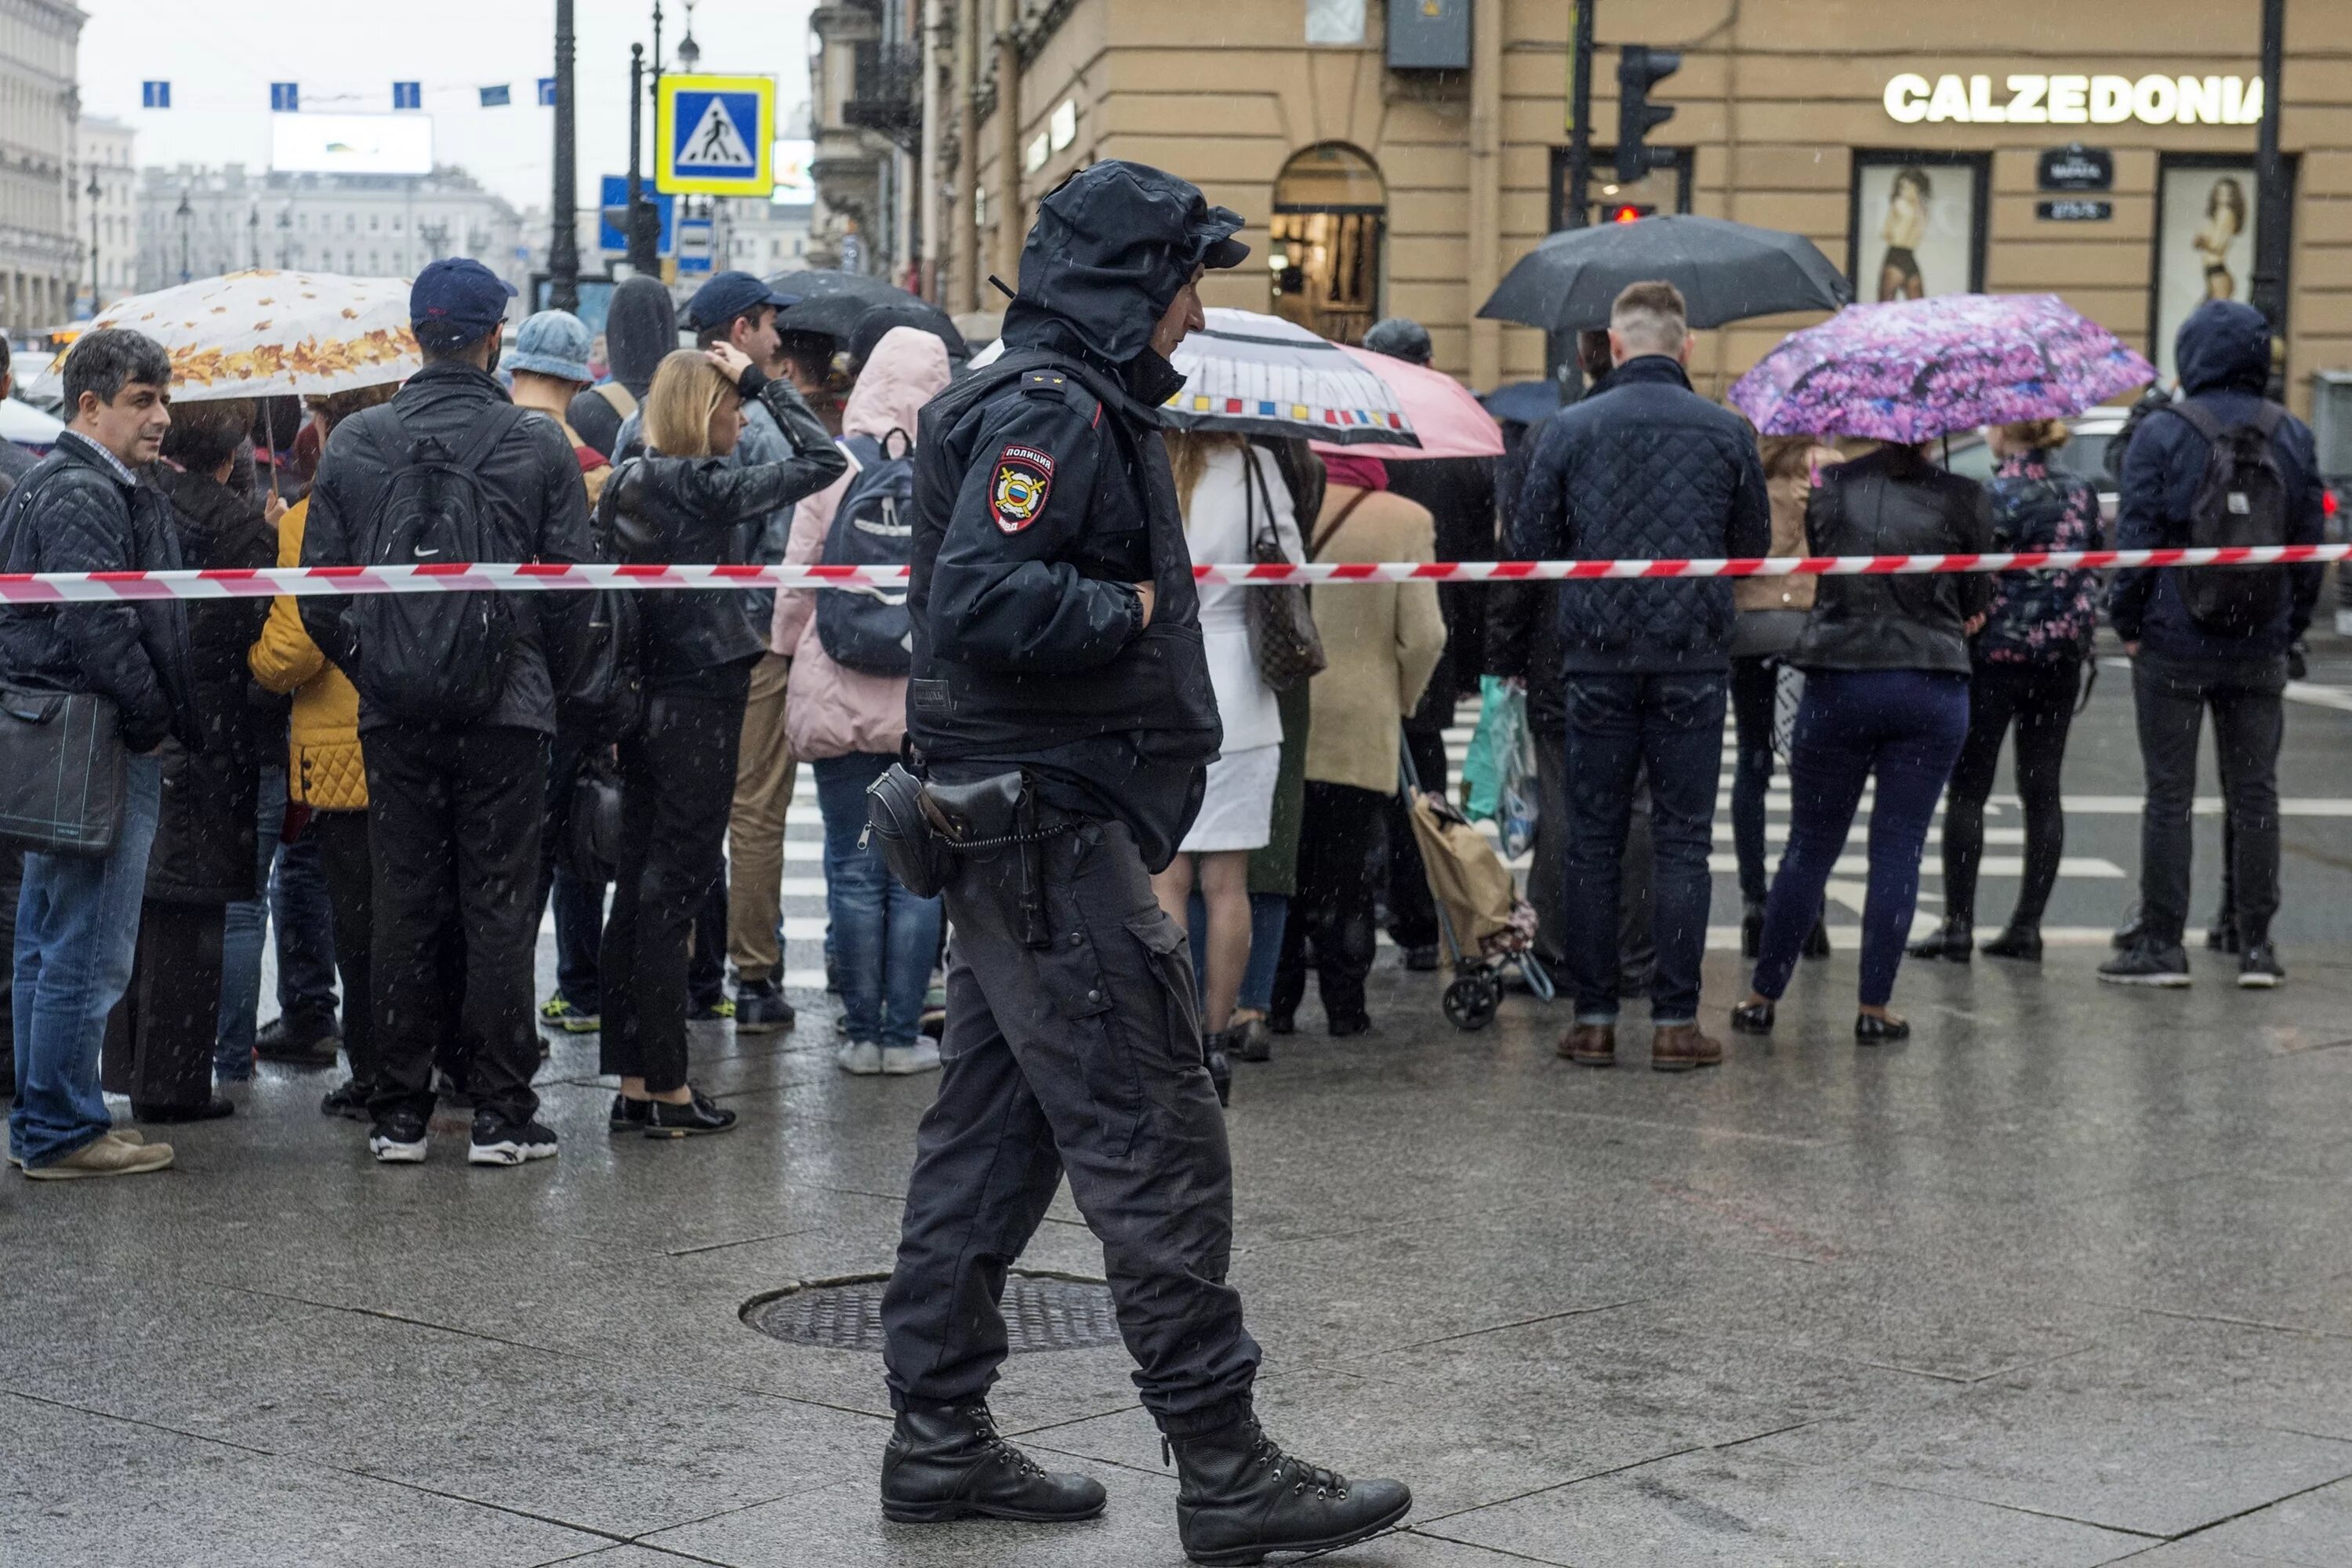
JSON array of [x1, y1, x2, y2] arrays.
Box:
[[1462, 676, 1540, 860]]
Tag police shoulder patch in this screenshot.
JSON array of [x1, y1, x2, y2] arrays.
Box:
[[989, 444, 1055, 534]]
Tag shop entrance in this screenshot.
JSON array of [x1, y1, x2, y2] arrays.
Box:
[[1270, 143, 1385, 345]]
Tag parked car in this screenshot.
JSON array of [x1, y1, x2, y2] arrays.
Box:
[[1938, 408, 2128, 525]]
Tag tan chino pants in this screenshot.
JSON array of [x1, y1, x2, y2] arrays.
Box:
[[728, 652, 798, 983]]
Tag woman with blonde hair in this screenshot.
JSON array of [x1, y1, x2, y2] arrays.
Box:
[[594, 343, 844, 1136]]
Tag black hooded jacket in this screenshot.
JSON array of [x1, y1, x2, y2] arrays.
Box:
[[568, 276, 677, 459], [907, 161, 1242, 869]]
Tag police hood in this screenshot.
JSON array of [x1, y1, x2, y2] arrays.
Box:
[[2173, 299, 2270, 398], [605, 275, 679, 398], [1000, 161, 1247, 367]]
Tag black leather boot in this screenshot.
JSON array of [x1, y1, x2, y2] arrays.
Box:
[[1203, 1031, 1233, 1107], [1169, 1415, 1411, 1566], [1904, 918, 1971, 964], [880, 1404, 1107, 1524]]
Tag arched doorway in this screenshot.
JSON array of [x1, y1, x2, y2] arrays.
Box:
[[1269, 143, 1385, 345]]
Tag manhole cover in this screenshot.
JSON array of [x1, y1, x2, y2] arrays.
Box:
[[742, 1271, 1123, 1354]]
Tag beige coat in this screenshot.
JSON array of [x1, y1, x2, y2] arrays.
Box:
[[1302, 485, 1447, 794]]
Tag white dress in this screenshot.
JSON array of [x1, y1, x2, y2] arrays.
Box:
[[1180, 445, 1302, 853]]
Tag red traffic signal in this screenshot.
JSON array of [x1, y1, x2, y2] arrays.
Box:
[[1609, 203, 1655, 223]]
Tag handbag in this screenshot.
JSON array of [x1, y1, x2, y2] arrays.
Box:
[[1240, 448, 1327, 692], [562, 753, 626, 884], [0, 684, 128, 858]]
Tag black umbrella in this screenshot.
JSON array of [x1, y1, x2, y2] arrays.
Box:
[[768, 270, 967, 361], [1478, 215, 1849, 333], [764, 268, 906, 307], [1479, 380, 1561, 427]]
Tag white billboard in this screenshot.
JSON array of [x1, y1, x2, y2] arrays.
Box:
[[772, 138, 815, 204], [271, 114, 434, 176]]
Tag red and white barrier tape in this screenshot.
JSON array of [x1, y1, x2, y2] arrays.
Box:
[[0, 545, 2344, 601]]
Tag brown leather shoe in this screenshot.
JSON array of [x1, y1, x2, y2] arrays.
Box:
[[1557, 1023, 1617, 1066], [1651, 1022, 1724, 1073]]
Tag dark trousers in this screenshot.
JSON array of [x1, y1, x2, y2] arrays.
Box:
[[1753, 670, 1969, 1007], [601, 667, 749, 1092], [1942, 658, 2081, 931], [1562, 673, 1726, 1024], [364, 724, 546, 1127], [310, 810, 377, 1090], [1271, 781, 1389, 1027], [2132, 652, 2284, 949], [535, 733, 611, 1013], [100, 902, 225, 1111], [270, 829, 340, 1031], [1729, 655, 1780, 906], [881, 818, 1259, 1436], [0, 847, 19, 1088], [691, 871, 728, 1006], [1382, 726, 1450, 949]]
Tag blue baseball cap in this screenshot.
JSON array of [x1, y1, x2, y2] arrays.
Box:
[[685, 270, 798, 332], [507, 310, 594, 383], [411, 257, 518, 350]]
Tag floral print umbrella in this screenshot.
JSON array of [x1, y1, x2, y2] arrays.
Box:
[[1728, 293, 2156, 441], [32, 270, 422, 403]]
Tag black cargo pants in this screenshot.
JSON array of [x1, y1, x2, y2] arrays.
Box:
[[880, 816, 1261, 1436]]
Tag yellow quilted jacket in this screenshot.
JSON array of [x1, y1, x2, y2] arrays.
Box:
[[246, 496, 367, 810]]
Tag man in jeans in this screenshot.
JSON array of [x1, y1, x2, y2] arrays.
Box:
[[1510, 282, 1770, 1071], [1, 329, 187, 1178], [2103, 299, 2325, 989], [303, 260, 595, 1167]]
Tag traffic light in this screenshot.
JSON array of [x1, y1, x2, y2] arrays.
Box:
[[1616, 45, 1682, 184], [1608, 203, 1656, 224]]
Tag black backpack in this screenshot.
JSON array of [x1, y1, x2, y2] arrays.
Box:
[[343, 405, 526, 724], [2169, 401, 2292, 637], [815, 430, 917, 676]]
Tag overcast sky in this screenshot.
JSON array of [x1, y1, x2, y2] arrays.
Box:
[[78, 0, 818, 210]]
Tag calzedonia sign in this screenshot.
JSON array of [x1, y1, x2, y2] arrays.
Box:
[[1884, 72, 2264, 127]]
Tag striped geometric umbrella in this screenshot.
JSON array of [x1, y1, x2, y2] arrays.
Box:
[[1163, 308, 1419, 448]]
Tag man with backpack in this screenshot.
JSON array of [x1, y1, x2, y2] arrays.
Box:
[[2103, 299, 2325, 990], [300, 258, 597, 1166]]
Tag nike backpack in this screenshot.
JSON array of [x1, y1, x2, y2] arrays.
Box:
[[815, 430, 918, 676]]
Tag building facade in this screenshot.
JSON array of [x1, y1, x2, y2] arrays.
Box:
[[808, 0, 924, 280], [0, 0, 84, 330], [905, 0, 2351, 419], [71, 113, 134, 314], [135, 164, 527, 296]]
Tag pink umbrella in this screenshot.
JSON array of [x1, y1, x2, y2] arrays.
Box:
[[1312, 346, 1504, 461]]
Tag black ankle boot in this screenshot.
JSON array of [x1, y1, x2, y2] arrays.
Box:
[[1169, 1415, 1411, 1566], [1980, 924, 2042, 962], [1904, 919, 1971, 964], [1741, 899, 1765, 959], [880, 1404, 1106, 1524], [1203, 1032, 1233, 1107]]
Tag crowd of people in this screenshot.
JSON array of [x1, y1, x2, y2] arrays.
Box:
[[0, 238, 2328, 1179]]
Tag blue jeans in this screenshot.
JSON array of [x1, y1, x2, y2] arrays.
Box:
[[813, 753, 942, 1048], [10, 753, 164, 1167], [1189, 891, 1287, 1015], [1751, 670, 1970, 1007], [218, 768, 339, 1073], [1563, 672, 1726, 1025]]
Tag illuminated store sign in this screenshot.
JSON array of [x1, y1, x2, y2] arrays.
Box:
[[1883, 73, 2263, 127]]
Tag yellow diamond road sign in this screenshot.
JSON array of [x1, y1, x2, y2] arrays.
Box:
[[655, 73, 776, 197]]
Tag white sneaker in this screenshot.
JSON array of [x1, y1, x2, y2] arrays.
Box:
[[2336, 606, 2352, 639], [881, 1040, 943, 1076], [836, 1040, 884, 1076]]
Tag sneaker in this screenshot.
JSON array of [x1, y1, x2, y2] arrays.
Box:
[[2098, 942, 2192, 987], [320, 1080, 371, 1120], [9, 1127, 145, 1170], [920, 982, 947, 1041], [734, 979, 797, 1035], [2238, 942, 2285, 989], [688, 995, 736, 1024], [21, 1135, 175, 1179], [368, 1108, 430, 1163], [538, 995, 601, 1034], [882, 1040, 943, 1076], [255, 1014, 341, 1069], [837, 1039, 884, 1076], [468, 1111, 558, 1167]]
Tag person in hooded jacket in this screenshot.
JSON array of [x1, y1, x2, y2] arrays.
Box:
[[566, 275, 676, 461], [874, 159, 1410, 1564], [771, 325, 952, 1078], [2101, 299, 2325, 990], [595, 343, 844, 1137]]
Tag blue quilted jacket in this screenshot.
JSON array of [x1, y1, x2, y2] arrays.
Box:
[[1507, 355, 1771, 674]]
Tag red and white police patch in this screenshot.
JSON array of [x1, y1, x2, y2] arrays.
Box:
[[989, 445, 1055, 533]]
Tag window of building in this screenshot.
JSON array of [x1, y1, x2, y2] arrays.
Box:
[[1270, 143, 1385, 344], [1305, 0, 1365, 45]]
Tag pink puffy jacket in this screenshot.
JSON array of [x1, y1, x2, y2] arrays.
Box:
[[771, 325, 953, 761]]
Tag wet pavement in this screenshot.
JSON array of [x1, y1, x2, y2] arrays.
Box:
[[6, 629, 2352, 1567]]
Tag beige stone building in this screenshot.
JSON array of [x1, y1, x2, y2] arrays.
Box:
[[0, 0, 85, 331], [865, 0, 2351, 426]]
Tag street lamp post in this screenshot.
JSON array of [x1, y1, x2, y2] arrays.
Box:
[[175, 187, 192, 284], [550, 0, 581, 312], [677, 2, 699, 71], [2249, 0, 2289, 391], [85, 169, 100, 314]]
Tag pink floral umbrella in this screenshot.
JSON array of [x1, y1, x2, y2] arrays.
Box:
[[1728, 293, 2155, 442], [1312, 345, 1504, 461]]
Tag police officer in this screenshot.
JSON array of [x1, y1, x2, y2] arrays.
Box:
[[874, 162, 1412, 1563]]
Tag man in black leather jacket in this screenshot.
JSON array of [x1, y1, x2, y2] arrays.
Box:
[[874, 161, 1411, 1565], [301, 259, 597, 1170]]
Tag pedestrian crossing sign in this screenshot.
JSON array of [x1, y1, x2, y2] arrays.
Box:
[[655, 73, 775, 197]]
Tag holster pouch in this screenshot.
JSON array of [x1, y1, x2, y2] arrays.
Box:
[[864, 762, 954, 898]]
